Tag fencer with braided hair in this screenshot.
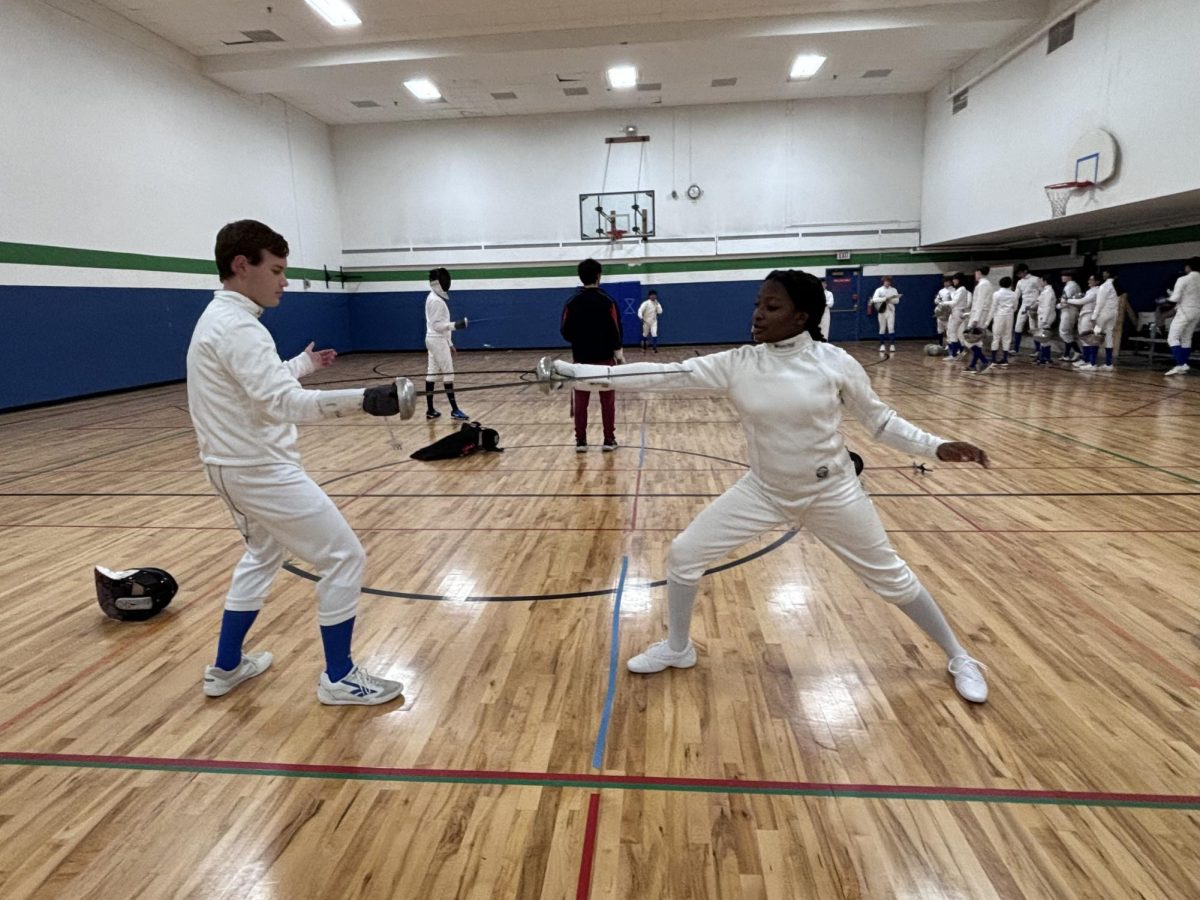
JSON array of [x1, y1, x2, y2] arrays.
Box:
[[552, 269, 993, 703]]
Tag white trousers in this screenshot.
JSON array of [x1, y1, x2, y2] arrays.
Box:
[[947, 312, 966, 344], [820, 308, 832, 340], [1093, 310, 1117, 349], [641, 319, 658, 338], [1058, 306, 1079, 342], [666, 471, 922, 604], [425, 335, 454, 382], [877, 307, 896, 334], [206, 463, 365, 626], [1015, 304, 1032, 332], [991, 312, 1014, 351], [935, 317, 947, 336], [1168, 306, 1200, 348]]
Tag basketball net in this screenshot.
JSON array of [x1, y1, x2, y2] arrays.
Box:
[[1044, 181, 1093, 218]]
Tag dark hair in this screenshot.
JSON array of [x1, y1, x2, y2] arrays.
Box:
[[977, 265, 990, 276], [647, 289, 658, 297], [999, 276, 1013, 288], [215, 220, 288, 281], [765, 270, 826, 341], [1061, 270, 1075, 279], [952, 272, 964, 283], [943, 274, 953, 282], [1014, 263, 1029, 275], [1188, 257, 1200, 271], [578, 258, 602, 285]]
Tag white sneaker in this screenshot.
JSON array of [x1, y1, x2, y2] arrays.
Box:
[[1165, 365, 1188, 376], [627, 640, 697, 674], [1076, 363, 1096, 372], [890, 345, 897, 352], [942, 355, 957, 362], [317, 664, 405, 706], [1096, 364, 1114, 372], [879, 345, 886, 353], [948, 655, 988, 703], [204, 651, 273, 697]]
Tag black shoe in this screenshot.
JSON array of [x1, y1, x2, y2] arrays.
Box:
[[602, 439, 618, 452], [575, 440, 588, 453], [426, 409, 441, 419]]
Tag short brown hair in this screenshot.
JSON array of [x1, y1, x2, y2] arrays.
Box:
[[215, 220, 289, 280]]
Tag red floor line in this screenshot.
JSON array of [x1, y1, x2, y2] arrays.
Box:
[[2, 751, 1199, 807], [576, 793, 601, 900]]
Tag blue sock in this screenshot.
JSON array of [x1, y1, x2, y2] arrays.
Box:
[[215, 609, 259, 671], [1105, 347, 1113, 366], [1003, 351, 1010, 363], [319, 617, 356, 683], [652, 337, 658, 349], [1013, 334, 1022, 352]]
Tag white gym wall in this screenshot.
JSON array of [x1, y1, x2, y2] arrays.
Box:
[[921, 0, 1200, 246]]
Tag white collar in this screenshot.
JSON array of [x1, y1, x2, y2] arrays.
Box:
[[215, 289, 264, 318], [430, 281, 450, 301]]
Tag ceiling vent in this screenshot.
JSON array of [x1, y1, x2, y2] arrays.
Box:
[[350, 100, 381, 108], [1048, 13, 1075, 53], [862, 69, 892, 78], [222, 30, 285, 45], [491, 91, 518, 100], [711, 77, 737, 87], [563, 86, 589, 96], [952, 89, 968, 114], [636, 82, 662, 92]]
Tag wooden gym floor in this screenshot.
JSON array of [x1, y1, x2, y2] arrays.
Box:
[[1, 344, 1198, 898]]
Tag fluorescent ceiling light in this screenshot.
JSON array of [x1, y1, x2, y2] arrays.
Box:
[[789, 54, 826, 80], [607, 65, 638, 89], [304, 0, 360, 27], [404, 78, 442, 101]]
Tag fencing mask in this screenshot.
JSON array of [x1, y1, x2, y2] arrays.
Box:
[[95, 566, 177, 621]]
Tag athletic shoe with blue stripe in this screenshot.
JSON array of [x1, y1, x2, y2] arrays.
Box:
[[317, 664, 405, 706]]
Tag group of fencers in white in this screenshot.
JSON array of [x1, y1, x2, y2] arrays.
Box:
[[929, 264, 1123, 374]]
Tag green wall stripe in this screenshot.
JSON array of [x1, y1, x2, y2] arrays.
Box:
[[1, 221, 1196, 283]]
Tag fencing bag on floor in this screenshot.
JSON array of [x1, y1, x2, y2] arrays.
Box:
[[410, 421, 503, 461]]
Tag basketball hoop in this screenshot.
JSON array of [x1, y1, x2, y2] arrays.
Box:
[[1044, 181, 1093, 218], [607, 229, 626, 242]]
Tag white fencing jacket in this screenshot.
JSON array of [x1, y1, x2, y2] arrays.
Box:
[[425, 289, 456, 344], [186, 291, 364, 467], [1170, 271, 1200, 313], [559, 334, 947, 496], [969, 278, 995, 326]]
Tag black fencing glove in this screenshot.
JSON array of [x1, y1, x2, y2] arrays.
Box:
[[363, 383, 400, 416], [454, 317, 469, 330]]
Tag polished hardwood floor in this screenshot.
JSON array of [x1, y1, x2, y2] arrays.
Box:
[[1, 343, 1198, 898]]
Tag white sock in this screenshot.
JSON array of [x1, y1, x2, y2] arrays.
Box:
[[666, 579, 697, 651], [897, 587, 967, 661]]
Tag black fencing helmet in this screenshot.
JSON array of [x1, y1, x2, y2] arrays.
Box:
[[429, 267, 452, 293], [95, 566, 177, 621], [848, 450, 864, 476]]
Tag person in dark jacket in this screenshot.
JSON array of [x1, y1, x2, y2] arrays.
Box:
[[560, 258, 623, 451]]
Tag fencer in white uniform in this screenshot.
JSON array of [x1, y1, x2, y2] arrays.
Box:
[[987, 277, 1018, 367], [425, 267, 469, 419], [933, 277, 954, 347], [871, 276, 901, 352], [638, 290, 664, 351], [187, 220, 406, 706], [552, 270, 991, 703], [1014, 266, 1041, 355], [1091, 270, 1120, 371], [820, 279, 835, 341], [1058, 273, 1082, 361], [964, 266, 995, 374], [945, 273, 971, 360], [1165, 258, 1200, 375], [1034, 277, 1058, 365], [1070, 275, 1101, 371]]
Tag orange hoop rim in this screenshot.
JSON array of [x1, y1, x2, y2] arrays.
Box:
[[1044, 180, 1095, 191]]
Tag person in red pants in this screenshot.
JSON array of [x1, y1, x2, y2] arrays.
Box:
[[560, 258, 624, 451]]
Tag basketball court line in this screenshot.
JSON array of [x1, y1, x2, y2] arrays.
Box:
[[1, 751, 1197, 811], [576, 792, 601, 900]]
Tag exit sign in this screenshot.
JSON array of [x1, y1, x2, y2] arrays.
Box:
[[836, 250, 852, 261]]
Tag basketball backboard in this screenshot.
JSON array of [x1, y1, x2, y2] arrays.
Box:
[[1071, 129, 1118, 184], [579, 190, 655, 241]]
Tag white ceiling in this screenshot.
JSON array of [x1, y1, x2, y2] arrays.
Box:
[[90, 0, 1050, 124]]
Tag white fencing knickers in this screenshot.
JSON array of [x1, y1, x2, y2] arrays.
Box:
[[641, 319, 658, 338], [991, 312, 1014, 351], [1093, 310, 1118, 348], [820, 308, 832, 340], [205, 463, 365, 626], [947, 312, 966, 345], [666, 470, 922, 605], [1058, 306, 1079, 343], [877, 307, 896, 335], [425, 334, 454, 384], [1168, 306, 1200, 348]]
